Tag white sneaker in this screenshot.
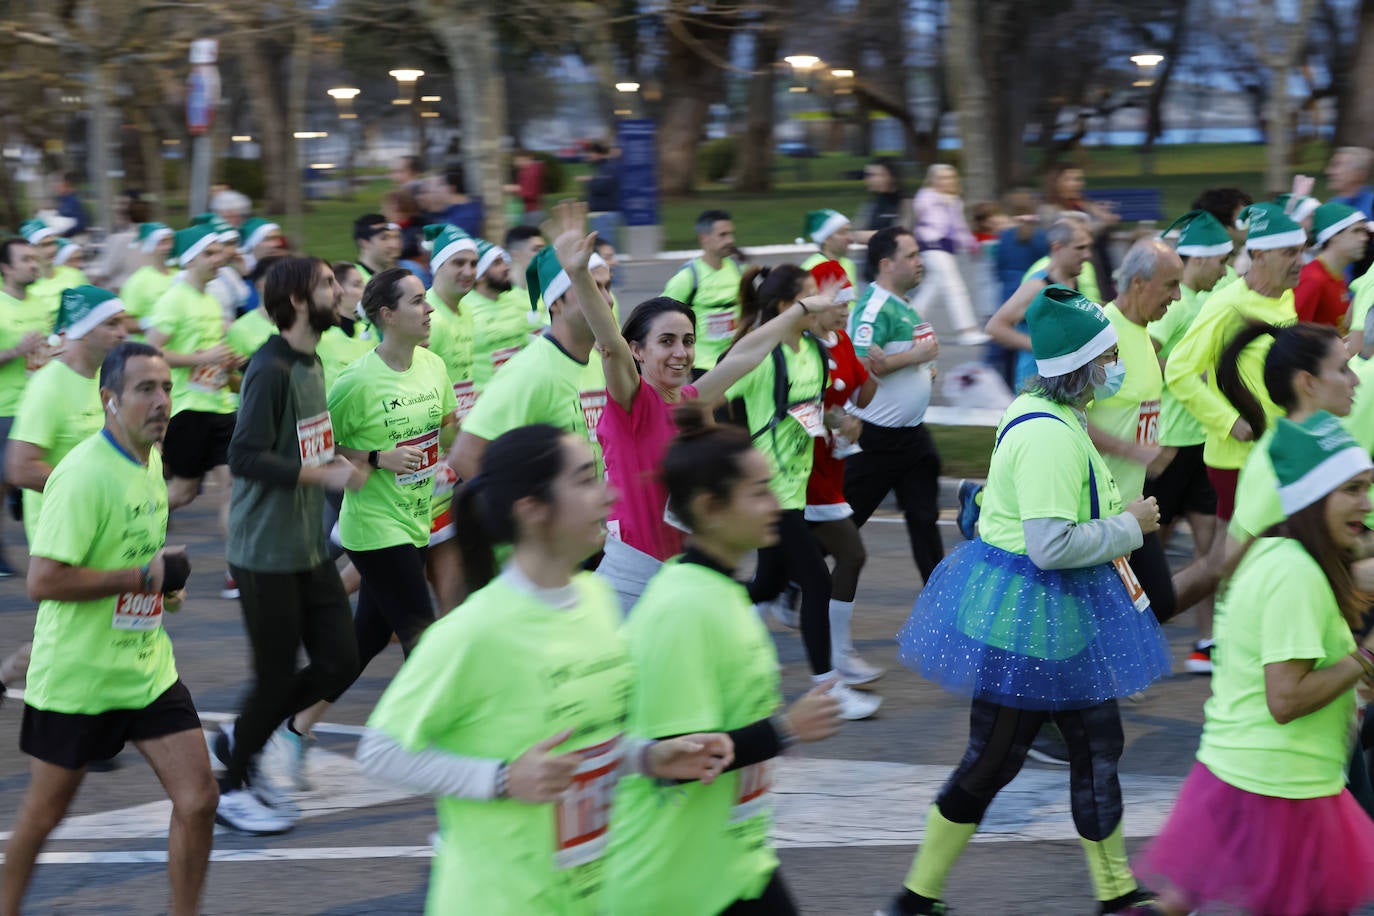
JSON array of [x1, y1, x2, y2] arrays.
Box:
[[759, 583, 801, 629], [954, 330, 991, 347], [833, 649, 885, 687], [216, 788, 294, 835], [829, 681, 881, 720], [247, 760, 300, 819], [273, 723, 314, 792]]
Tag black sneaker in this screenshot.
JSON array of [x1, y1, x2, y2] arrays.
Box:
[[877, 891, 950, 915], [1026, 722, 1071, 766], [1100, 887, 1159, 914], [1186, 639, 1214, 675]]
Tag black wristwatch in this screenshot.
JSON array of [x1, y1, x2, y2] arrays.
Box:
[[368, 450, 380, 469]]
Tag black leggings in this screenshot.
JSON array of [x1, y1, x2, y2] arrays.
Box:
[[937, 699, 1125, 842], [810, 517, 866, 603], [1130, 531, 1177, 624], [748, 509, 832, 675], [718, 869, 798, 915], [326, 543, 434, 703], [225, 561, 359, 790]]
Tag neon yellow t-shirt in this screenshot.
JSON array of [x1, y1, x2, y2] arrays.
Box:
[[120, 265, 175, 326], [1164, 279, 1296, 469], [28, 266, 88, 318], [317, 325, 376, 393], [606, 560, 780, 915], [148, 280, 236, 416], [462, 334, 607, 474], [1024, 257, 1101, 304], [725, 338, 825, 510], [424, 290, 475, 402], [367, 573, 631, 915], [25, 431, 176, 715], [327, 347, 457, 550], [1149, 284, 1208, 447], [1344, 352, 1374, 527], [226, 308, 276, 359], [800, 252, 859, 290], [663, 258, 742, 369], [463, 288, 532, 390], [1350, 266, 1374, 333], [0, 291, 59, 416], [1087, 304, 1161, 503], [1228, 426, 1280, 541], [1198, 537, 1356, 798], [9, 360, 103, 542], [978, 395, 1123, 553]]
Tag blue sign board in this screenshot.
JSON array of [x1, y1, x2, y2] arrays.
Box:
[[617, 119, 658, 227]]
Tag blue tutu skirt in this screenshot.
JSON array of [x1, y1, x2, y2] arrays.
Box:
[[897, 539, 1173, 710]]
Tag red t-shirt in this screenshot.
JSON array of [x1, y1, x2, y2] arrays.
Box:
[[805, 330, 869, 518], [1295, 259, 1351, 328]]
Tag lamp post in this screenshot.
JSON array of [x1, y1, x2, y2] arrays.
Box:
[[783, 54, 823, 177], [1130, 52, 1165, 175], [327, 87, 360, 198], [389, 69, 425, 157], [614, 82, 641, 119]]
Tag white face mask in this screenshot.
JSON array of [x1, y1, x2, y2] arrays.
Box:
[[1091, 359, 1126, 400]]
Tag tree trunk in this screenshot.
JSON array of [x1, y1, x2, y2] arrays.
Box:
[[285, 15, 309, 242], [1141, 0, 1188, 154], [87, 60, 116, 233], [1338, 0, 1374, 145], [946, 0, 995, 202], [658, 7, 732, 197], [1260, 0, 1318, 195], [733, 23, 780, 193], [234, 34, 290, 213]]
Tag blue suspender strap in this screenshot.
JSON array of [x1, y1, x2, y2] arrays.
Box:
[[1089, 463, 1100, 520], [994, 410, 1101, 519]]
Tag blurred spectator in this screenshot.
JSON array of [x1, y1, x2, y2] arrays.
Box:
[[88, 192, 151, 291], [211, 188, 251, 229], [989, 191, 1049, 386], [581, 142, 620, 246], [1040, 163, 1118, 300], [911, 165, 988, 346], [382, 188, 431, 287], [391, 155, 425, 196], [1327, 147, 1374, 217], [511, 151, 546, 226], [54, 172, 88, 237], [856, 157, 912, 234], [504, 224, 546, 294], [427, 166, 484, 238], [970, 200, 1012, 318]]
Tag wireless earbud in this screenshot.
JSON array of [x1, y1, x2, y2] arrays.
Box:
[[107, 400, 115, 412]]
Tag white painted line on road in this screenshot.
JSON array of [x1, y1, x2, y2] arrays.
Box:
[[18, 846, 436, 866], [198, 710, 368, 737]]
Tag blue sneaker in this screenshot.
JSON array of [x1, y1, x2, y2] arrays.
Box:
[[956, 479, 983, 541]]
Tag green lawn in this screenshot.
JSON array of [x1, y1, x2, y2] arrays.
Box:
[[930, 425, 995, 479]]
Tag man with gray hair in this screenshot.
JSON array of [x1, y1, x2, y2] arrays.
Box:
[[211, 189, 252, 229], [1326, 147, 1374, 279]]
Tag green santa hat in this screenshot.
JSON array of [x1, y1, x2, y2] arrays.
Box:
[[192, 212, 239, 245], [474, 239, 510, 281], [18, 219, 59, 245], [1026, 284, 1117, 378], [52, 238, 81, 266], [1312, 201, 1369, 248], [1237, 203, 1308, 251], [136, 222, 173, 253], [527, 246, 571, 310], [424, 224, 477, 274], [239, 217, 281, 252], [50, 286, 126, 346], [1274, 192, 1320, 225], [803, 209, 850, 245], [1270, 411, 1373, 516], [173, 224, 219, 267], [1161, 210, 1233, 258]]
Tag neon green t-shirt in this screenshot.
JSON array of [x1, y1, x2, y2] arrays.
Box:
[[148, 280, 236, 416], [800, 252, 859, 290], [1350, 266, 1374, 333], [1164, 279, 1295, 469], [424, 290, 475, 407], [1025, 257, 1101, 304], [606, 560, 780, 915], [1228, 427, 1279, 541], [462, 334, 607, 474], [28, 266, 88, 318], [663, 258, 743, 370], [1344, 352, 1374, 527], [725, 338, 825, 510], [10, 360, 103, 542], [227, 308, 276, 359], [120, 265, 175, 326], [1198, 537, 1356, 798], [0, 291, 59, 417], [1149, 284, 1208, 447], [1087, 304, 1161, 503], [327, 347, 457, 551], [317, 324, 377, 393], [25, 431, 176, 715], [367, 573, 632, 915], [978, 395, 1123, 553], [466, 288, 532, 390]]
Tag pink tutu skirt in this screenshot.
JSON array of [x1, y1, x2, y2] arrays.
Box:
[[1135, 762, 1374, 915]]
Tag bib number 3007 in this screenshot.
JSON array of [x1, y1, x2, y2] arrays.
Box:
[[113, 592, 164, 630]]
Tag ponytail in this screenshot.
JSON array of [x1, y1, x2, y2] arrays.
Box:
[[1217, 321, 1341, 439], [733, 263, 808, 346], [661, 403, 755, 531]]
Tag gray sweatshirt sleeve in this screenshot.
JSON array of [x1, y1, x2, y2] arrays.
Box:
[[356, 728, 503, 800], [1022, 514, 1144, 570]]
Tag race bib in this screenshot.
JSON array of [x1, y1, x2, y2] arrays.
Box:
[[26, 338, 60, 374], [394, 429, 440, 485], [705, 309, 737, 341], [296, 412, 335, 467], [1136, 399, 1160, 446], [490, 346, 521, 371], [912, 321, 936, 343], [188, 362, 228, 392], [452, 380, 478, 421], [730, 760, 774, 823], [787, 400, 826, 438], [580, 389, 608, 439], [1112, 556, 1151, 613], [113, 591, 164, 630], [553, 735, 622, 870]]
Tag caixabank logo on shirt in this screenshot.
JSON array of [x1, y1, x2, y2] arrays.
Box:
[[381, 390, 439, 413]]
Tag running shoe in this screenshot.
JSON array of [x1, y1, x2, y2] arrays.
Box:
[[1026, 722, 1071, 766], [876, 895, 950, 915], [274, 722, 315, 792], [760, 583, 801, 629], [211, 721, 235, 769], [828, 681, 881, 720], [247, 766, 300, 820], [220, 573, 240, 600], [216, 789, 293, 836], [1099, 887, 1159, 914], [955, 480, 983, 541], [1185, 639, 1214, 675], [833, 649, 885, 687]]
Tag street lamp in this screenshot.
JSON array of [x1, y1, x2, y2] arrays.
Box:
[[1130, 52, 1164, 88], [784, 55, 820, 71], [389, 69, 425, 155], [615, 81, 641, 118], [327, 86, 360, 119]]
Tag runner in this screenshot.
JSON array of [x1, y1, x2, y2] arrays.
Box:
[[352, 214, 401, 283], [6, 287, 128, 543], [1295, 201, 1370, 327], [881, 285, 1171, 916], [462, 238, 532, 389], [910, 165, 990, 346], [144, 223, 241, 598], [356, 423, 732, 914], [119, 223, 176, 334], [318, 262, 377, 391], [799, 209, 860, 288], [0, 341, 212, 916], [0, 237, 47, 576], [605, 406, 843, 915], [226, 254, 287, 360], [212, 257, 364, 836], [21, 219, 86, 316], [1135, 413, 1374, 916], [662, 209, 742, 370], [292, 267, 457, 737]]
